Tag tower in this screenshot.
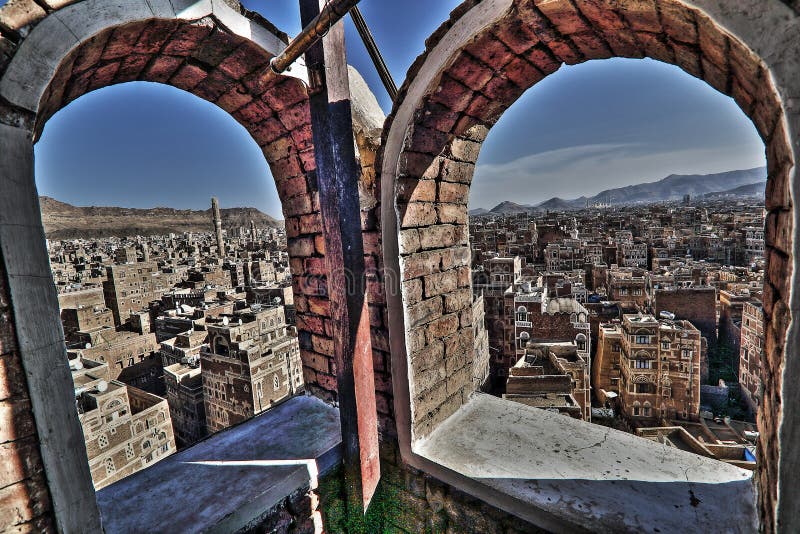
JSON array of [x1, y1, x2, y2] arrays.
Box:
[[250, 220, 257, 243], [211, 197, 224, 255]]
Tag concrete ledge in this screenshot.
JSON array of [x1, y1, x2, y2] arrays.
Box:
[[97, 395, 342, 534], [414, 394, 757, 534]]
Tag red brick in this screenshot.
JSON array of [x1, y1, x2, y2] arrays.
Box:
[[430, 74, 474, 113], [494, 17, 540, 55], [635, 31, 675, 64], [308, 297, 330, 317], [218, 41, 270, 79], [72, 30, 112, 73], [503, 56, 544, 88], [162, 20, 215, 57], [169, 63, 208, 91], [447, 51, 494, 92], [617, 0, 662, 33], [265, 80, 308, 112], [0, 437, 43, 488], [216, 85, 253, 113], [135, 20, 181, 55], [464, 33, 515, 72], [271, 155, 304, 180], [418, 102, 460, 133], [570, 31, 613, 60], [233, 98, 273, 125], [143, 55, 182, 84], [278, 102, 311, 131], [115, 53, 151, 83], [64, 68, 95, 103], [0, 353, 27, 402], [534, 0, 592, 35], [194, 69, 236, 102], [89, 61, 121, 91], [660, 2, 698, 44], [480, 75, 525, 105], [407, 126, 450, 156], [0, 398, 36, 443], [298, 148, 316, 173], [0, 476, 51, 531], [251, 117, 287, 146], [523, 45, 562, 75], [102, 23, 146, 61], [191, 28, 241, 67]]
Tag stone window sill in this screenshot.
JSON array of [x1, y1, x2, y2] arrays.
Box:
[[412, 393, 756, 533], [97, 395, 342, 533]]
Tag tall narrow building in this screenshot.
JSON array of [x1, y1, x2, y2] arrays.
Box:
[[211, 197, 224, 255]]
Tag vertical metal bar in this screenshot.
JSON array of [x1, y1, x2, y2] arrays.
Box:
[[299, 0, 381, 514]]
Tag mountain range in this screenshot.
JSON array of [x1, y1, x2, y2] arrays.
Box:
[[470, 167, 766, 215], [39, 197, 282, 239]]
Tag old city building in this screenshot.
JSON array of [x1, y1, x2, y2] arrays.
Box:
[[163, 361, 207, 448], [201, 306, 303, 433], [0, 0, 798, 532], [71, 357, 176, 490], [616, 314, 703, 424], [740, 301, 765, 414]]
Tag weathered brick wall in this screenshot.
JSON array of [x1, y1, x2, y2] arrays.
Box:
[[316, 440, 546, 533], [0, 258, 55, 533], [378, 0, 793, 529]]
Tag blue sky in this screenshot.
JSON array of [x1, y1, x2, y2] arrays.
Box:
[[32, 0, 764, 217]]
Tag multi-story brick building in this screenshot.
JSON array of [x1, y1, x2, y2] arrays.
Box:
[[71, 357, 175, 490], [739, 301, 764, 414], [164, 361, 207, 449], [607, 268, 647, 309], [103, 261, 173, 325], [61, 305, 114, 346], [615, 314, 703, 425], [594, 321, 624, 405], [201, 306, 303, 433]]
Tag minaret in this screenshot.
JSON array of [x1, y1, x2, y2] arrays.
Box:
[[250, 220, 257, 243], [211, 197, 224, 255]]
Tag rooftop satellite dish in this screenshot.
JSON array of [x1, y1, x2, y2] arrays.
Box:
[[85, 343, 92, 349], [222, 317, 230, 326], [96, 380, 108, 393]]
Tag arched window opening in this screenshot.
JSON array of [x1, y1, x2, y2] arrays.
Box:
[[36, 78, 306, 491]]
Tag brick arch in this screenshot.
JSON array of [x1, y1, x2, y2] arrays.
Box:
[[0, 2, 385, 530], [32, 16, 342, 398], [379, 0, 795, 530]]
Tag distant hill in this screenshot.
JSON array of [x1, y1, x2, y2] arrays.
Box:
[[470, 167, 767, 215], [703, 181, 766, 199], [39, 197, 282, 239]]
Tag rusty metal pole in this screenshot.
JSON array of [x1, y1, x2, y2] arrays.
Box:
[[299, 0, 381, 516]]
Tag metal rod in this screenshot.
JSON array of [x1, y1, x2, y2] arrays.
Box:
[[350, 6, 398, 100], [265, 0, 361, 83]]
